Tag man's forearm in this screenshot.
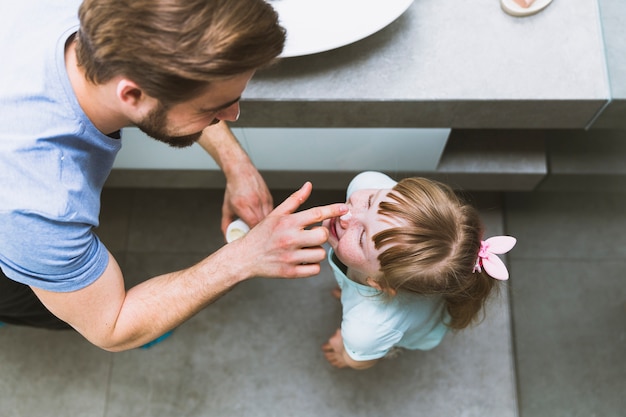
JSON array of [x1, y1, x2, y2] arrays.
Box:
[[198, 121, 251, 177], [33, 241, 252, 352], [197, 120, 274, 231], [105, 241, 250, 351]]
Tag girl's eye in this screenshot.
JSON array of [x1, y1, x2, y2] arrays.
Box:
[[367, 194, 373, 209], [359, 230, 365, 247]]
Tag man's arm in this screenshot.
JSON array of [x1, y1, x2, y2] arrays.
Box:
[[32, 183, 348, 352], [198, 121, 273, 234]]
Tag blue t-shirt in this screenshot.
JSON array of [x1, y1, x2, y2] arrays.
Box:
[[0, 2, 122, 292]]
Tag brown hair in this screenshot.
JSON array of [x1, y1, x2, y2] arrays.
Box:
[[373, 178, 497, 330], [75, 0, 285, 105]]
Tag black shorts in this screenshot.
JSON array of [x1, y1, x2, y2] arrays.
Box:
[[0, 268, 71, 330]]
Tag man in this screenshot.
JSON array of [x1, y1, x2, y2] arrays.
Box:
[[0, 0, 347, 351]]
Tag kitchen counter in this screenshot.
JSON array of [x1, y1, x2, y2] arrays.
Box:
[[239, 0, 615, 129], [592, 0, 626, 128]]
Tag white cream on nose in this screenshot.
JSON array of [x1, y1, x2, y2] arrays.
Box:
[[340, 210, 352, 221]]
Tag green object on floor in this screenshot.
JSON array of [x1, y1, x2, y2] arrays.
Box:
[[140, 330, 173, 349]]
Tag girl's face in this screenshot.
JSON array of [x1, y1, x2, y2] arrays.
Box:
[[323, 188, 406, 283]]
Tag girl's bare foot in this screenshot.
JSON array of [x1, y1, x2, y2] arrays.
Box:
[[322, 329, 349, 368]]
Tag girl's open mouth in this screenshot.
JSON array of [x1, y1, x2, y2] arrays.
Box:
[[329, 217, 339, 240]]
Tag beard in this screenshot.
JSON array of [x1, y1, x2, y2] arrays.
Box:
[[135, 102, 210, 149]]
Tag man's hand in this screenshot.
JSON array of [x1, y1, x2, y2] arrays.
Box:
[[221, 159, 273, 233], [232, 181, 348, 279]]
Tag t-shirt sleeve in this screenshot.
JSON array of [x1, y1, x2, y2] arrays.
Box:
[[0, 210, 109, 292], [341, 316, 404, 361]]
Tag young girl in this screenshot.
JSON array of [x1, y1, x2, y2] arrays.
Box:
[[321, 171, 516, 370]]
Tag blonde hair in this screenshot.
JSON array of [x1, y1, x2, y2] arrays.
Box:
[[373, 177, 496, 330], [76, 0, 285, 105]]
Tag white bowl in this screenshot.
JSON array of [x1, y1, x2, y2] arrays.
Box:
[[270, 0, 415, 57]]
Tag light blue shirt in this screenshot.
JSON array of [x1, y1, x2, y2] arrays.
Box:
[[0, 1, 121, 291], [329, 172, 449, 360]]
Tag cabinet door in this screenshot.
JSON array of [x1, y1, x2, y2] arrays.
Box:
[[235, 128, 449, 172], [114, 127, 449, 172]]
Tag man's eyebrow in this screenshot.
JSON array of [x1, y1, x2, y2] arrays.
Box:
[[198, 96, 241, 113]]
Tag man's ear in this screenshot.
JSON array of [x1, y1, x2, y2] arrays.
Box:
[[365, 277, 397, 296], [116, 78, 150, 110]]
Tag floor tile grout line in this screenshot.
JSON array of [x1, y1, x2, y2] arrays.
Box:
[[102, 353, 115, 417], [502, 194, 522, 417]]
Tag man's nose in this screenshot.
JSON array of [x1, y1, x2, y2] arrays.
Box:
[[216, 102, 241, 122]]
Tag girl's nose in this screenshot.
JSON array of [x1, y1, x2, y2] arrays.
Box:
[[338, 209, 353, 228], [216, 102, 241, 122]]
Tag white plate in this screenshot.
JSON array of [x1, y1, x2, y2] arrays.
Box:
[[270, 0, 414, 58]]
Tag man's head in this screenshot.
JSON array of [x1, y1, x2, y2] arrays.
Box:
[[128, 69, 252, 147], [76, 0, 285, 106]]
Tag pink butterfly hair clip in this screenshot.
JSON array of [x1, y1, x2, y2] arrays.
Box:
[[473, 236, 517, 280]]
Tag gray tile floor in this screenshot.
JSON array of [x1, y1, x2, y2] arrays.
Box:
[[505, 191, 626, 417], [0, 186, 623, 417]]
